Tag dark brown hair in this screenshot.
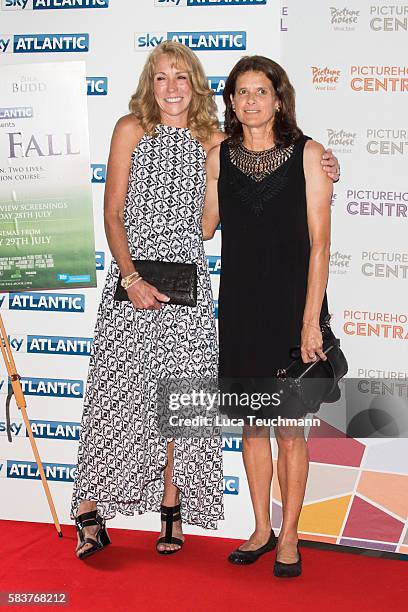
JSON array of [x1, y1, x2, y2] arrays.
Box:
[[223, 55, 303, 147]]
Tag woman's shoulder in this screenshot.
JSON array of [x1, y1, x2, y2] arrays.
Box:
[[303, 138, 326, 159], [203, 130, 226, 154], [113, 113, 144, 140], [110, 114, 145, 152]]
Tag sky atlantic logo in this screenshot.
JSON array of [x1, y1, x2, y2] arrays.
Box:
[[7, 292, 85, 312], [5, 460, 76, 482], [135, 31, 246, 51], [207, 255, 221, 274], [18, 377, 84, 398], [223, 475, 239, 495], [28, 420, 81, 440], [311, 67, 341, 91], [208, 77, 226, 95], [0, 421, 24, 437], [154, 0, 266, 6], [91, 163, 106, 182], [27, 335, 92, 355], [369, 5, 408, 31], [327, 129, 356, 152], [330, 7, 360, 29], [0, 420, 81, 440], [222, 435, 242, 452], [330, 251, 352, 275], [361, 251, 408, 279], [346, 189, 408, 217], [0, 33, 89, 53], [95, 251, 105, 270], [86, 77, 107, 95], [366, 129, 408, 155], [1, 0, 109, 9]]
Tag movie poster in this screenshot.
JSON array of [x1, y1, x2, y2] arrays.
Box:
[[0, 61, 96, 291]]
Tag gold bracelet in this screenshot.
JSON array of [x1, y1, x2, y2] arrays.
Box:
[[120, 271, 140, 289], [126, 276, 143, 290]]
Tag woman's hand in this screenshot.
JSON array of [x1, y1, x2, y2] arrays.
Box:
[[321, 148, 340, 182], [300, 324, 327, 364], [126, 280, 170, 310]]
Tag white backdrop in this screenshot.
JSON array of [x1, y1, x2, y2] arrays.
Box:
[[1, 0, 407, 554]]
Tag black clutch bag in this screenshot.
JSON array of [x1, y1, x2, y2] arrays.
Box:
[[114, 260, 197, 307], [276, 316, 348, 415]]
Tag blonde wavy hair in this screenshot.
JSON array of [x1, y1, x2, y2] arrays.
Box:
[[129, 41, 219, 143]]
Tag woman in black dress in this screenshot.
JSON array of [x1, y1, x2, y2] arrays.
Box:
[[202, 56, 333, 577]]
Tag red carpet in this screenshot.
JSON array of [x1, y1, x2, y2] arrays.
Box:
[[0, 520, 407, 611]]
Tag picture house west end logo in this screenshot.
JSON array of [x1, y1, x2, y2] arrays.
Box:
[[330, 251, 352, 274], [350, 66, 408, 92], [330, 7, 360, 30], [369, 5, 408, 31], [327, 128, 356, 153], [366, 128, 408, 155], [311, 67, 340, 91], [343, 310, 408, 340]]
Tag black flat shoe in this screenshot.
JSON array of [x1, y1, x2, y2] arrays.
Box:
[[228, 530, 277, 565], [156, 504, 184, 555], [273, 543, 302, 578], [75, 510, 110, 560]]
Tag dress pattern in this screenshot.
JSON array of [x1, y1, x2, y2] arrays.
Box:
[[71, 125, 224, 529]]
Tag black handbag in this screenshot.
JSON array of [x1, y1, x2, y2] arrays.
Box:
[[114, 260, 197, 307], [276, 316, 348, 415]]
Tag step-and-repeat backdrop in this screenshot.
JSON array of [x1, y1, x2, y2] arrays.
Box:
[[0, 0, 407, 554]]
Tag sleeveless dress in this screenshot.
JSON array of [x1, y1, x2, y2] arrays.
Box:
[[217, 136, 328, 400], [71, 124, 223, 529]]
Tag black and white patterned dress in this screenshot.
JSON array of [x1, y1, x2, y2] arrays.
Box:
[[71, 124, 224, 529]]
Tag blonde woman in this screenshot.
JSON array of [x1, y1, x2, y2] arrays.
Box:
[[71, 41, 224, 558]]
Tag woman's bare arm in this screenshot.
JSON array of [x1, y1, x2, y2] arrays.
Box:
[[202, 144, 221, 240], [104, 114, 143, 276], [301, 139, 333, 363], [104, 114, 169, 309]]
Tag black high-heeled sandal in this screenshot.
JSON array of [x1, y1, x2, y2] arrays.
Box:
[[156, 504, 184, 555], [273, 543, 302, 578], [228, 530, 277, 565], [75, 510, 110, 560]]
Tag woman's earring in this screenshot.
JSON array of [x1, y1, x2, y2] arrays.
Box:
[[275, 106, 280, 113]]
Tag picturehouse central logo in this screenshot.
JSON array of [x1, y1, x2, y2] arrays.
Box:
[[369, 5, 408, 31], [311, 67, 341, 91], [346, 189, 408, 217], [343, 309, 408, 340], [330, 7, 360, 30], [361, 251, 408, 279], [366, 128, 408, 155], [350, 66, 408, 92]]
